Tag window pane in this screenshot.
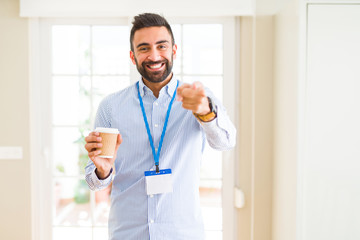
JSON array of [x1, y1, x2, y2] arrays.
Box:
[[52, 26, 90, 75], [200, 180, 222, 231], [53, 178, 91, 227], [53, 127, 84, 176], [202, 205, 222, 231], [205, 231, 223, 240], [52, 76, 91, 126], [201, 144, 222, 180], [92, 76, 130, 120], [183, 76, 223, 101], [93, 76, 130, 96], [92, 26, 130, 75], [183, 24, 223, 75], [53, 227, 92, 240], [171, 24, 182, 75], [94, 184, 111, 226], [93, 227, 109, 240]]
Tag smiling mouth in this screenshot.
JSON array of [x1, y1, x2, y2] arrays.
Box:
[[145, 62, 165, 71]]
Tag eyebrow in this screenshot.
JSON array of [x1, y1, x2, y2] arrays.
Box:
[[136, 40, 170, 49]]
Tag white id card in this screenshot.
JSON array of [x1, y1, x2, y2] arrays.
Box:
[[144, 169, 173, 195]]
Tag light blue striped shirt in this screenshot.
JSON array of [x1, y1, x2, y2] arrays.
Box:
[[85, 75, 236, 240]]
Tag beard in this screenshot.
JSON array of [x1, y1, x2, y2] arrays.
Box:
[[134, 56, 173, 83]]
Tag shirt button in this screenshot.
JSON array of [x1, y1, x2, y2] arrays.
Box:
[[150, 194, 154, 198], [154, 124, 159, 128], [150, 219, 154, 224], [155, 102, 159, 106], [155, 148, 158, 151]]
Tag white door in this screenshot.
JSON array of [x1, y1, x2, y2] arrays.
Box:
[[300, 4, 360, 240]]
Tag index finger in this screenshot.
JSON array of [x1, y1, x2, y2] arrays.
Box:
[[90, 131, 100, 136], [177, 83, 191, 93], [192, 81, 204, 90], [192, 81, 206, 96], [176, 83, 192, 100], [85, 132, 101, 143]]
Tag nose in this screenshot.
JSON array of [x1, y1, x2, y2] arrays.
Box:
[[147, 48, 162, 62]]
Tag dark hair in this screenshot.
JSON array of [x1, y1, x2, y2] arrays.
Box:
[[130, 13, 175, 51]]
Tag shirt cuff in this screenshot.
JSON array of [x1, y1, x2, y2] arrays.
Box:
[[200, 105, 227, 130], [86, 167, 113, 191]]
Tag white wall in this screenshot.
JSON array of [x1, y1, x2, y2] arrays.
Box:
[[253, 16, 274, 240], [272, 0, 299, 240], [0, 0, 31, 239], [237, 15, 274, 240], [19, 0, 253, 17]]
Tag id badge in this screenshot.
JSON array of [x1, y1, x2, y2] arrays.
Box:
[[144, 169, 173, 195]]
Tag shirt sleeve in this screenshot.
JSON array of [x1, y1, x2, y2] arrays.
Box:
[[200, 89, 237, 150], [84, 96, 114, 191], [85, 164, 113, 191]]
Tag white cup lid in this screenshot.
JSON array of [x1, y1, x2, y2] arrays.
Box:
[[94, 127, 119, 134]]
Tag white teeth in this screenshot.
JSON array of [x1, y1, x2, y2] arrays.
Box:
[[148, 63, 162, 69]]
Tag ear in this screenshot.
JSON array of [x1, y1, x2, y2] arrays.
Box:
[[172, 44, 178, 60], [130, 50, 136, 65]]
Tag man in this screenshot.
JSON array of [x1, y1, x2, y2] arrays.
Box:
[[85, 13, 236, 240]]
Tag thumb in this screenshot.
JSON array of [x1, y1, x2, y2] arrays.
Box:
[[192, 82, 197, 90], [110, 134, 122, 164], [115, 134, 123, 150]]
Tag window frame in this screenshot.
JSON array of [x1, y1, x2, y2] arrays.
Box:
[[29, 16, 237, 240]]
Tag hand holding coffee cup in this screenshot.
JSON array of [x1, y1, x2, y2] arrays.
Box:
[[94, 127, 120, 158], [85, 127, 122, 179]]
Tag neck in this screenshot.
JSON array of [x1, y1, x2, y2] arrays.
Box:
[[142, 73, 173, 98]]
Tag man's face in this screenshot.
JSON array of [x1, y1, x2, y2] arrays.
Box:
[[130, 26, 177, 83]]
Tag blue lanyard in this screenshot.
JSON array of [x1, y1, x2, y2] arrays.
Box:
[[137, 80, 179, 172]]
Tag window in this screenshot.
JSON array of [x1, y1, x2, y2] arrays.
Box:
[[51, 24, 130, 240], [31, 17, 236, 240]]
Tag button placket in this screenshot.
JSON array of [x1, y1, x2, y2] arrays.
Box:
[[147, 187, 156, 230], [152, 99, 162, 150]]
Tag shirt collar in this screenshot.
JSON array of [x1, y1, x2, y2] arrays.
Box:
[[138, 78, 147, 97], [165, 74, 178, 97], [138, 74, 178, 98]]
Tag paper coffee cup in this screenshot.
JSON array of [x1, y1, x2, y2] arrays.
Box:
[[94, 127, 119, 158]]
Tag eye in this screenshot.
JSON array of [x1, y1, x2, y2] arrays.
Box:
[[138, 47, 149, 52], [158, 45, 167, 50]]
